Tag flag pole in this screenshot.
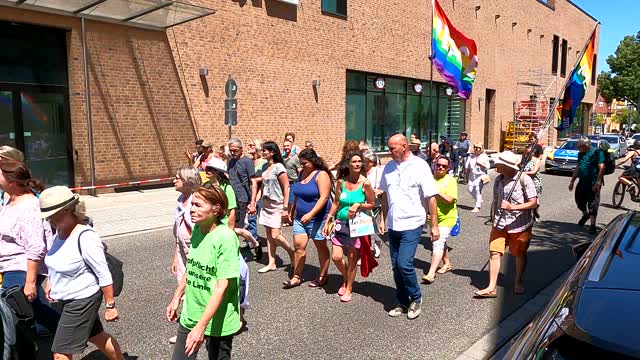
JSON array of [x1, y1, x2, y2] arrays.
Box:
[[495, 22, 600, 223], [428, 0, 435, 146]]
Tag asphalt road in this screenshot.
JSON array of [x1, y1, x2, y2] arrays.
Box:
[[75, 169, 635, 360]]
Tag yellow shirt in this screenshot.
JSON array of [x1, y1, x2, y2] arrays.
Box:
[[434, 175, 458, 228]]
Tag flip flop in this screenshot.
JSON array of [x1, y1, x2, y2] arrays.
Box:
[[338, 284, 347, 296], [474, 290, 497, 298], [340, 293, 352, 302], [257, 266, 276, 273], [437, 265, 452, 274]]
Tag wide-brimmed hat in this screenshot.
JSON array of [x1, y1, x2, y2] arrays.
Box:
[[38, 186, 80, 219], [204, 158, 227, 173], [201, 140, 213, 148], [495, 151, 519, 171]]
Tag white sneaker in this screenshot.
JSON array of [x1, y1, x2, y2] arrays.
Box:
[[373, 244, 381, 258], [169, 335, 177, 344], [407, 300, 422, 320], [357, 259, 361, 266], [388, 305, 408, 317]]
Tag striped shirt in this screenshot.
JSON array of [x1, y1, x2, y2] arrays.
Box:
[[493, 174, 537, 233]]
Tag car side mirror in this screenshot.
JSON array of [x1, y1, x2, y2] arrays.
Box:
[[572, 241, 591, 259]]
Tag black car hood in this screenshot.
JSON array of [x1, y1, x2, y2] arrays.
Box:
[[573, 288, 640, 356]]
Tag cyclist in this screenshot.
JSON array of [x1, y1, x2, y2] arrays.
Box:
[[617, 139, 640, 194], [453, 132, 471, 180]]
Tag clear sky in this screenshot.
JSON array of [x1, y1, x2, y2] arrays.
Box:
[[571, 0, 639, 73]]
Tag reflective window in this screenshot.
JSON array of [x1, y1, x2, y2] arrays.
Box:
[[321, 0, 347, 17], [346, 71, 466, 151]]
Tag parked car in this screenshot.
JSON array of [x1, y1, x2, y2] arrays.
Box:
[[626, 133, 640, 147], [544, 138, 599, 174], [504, 211, 640, 359], [588, 134, 627, 158]]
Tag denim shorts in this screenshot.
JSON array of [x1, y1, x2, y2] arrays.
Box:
[[293, 217, 325, 241]]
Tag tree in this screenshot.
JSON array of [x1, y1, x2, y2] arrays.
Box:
[[597, 31, 640, 108], [595, 113, 605, 125]]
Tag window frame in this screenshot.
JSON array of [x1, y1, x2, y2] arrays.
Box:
[[551, 35, 560, 76], [560, 38, 568, 78]]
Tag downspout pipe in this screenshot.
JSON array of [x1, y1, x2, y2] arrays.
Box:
[[81, 17, 96, 195]]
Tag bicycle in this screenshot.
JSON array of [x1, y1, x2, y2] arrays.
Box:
[[453, 151, 469, 184], [612, 165, 640, 208]]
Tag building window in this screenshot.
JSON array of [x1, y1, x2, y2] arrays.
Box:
[[345, 71, 466, 151], [551, 35, 559, 75], [599, 101, 604, 107], [591, 54, 597, 86], [321, 0, 347, 17], [560, 39, 568, 77]]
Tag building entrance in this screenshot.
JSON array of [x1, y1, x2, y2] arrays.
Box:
[[0, 21, 73, 186]]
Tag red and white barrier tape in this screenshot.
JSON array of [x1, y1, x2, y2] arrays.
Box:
[[70, 177, 173, 191]]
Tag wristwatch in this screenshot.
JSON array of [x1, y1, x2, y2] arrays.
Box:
[[105, 302, 116, 309]]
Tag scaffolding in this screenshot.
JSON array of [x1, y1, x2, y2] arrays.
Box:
[[505, 70, 558, 153]]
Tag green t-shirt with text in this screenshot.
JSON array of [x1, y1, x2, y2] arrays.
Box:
[[180, 224, 241, 337], [434, 175, 458, 228]]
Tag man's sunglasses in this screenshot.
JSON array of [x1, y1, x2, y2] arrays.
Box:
[[436, 163, 449, 169]]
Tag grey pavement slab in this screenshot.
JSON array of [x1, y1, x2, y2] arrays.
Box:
[[81, 187, 176, 237]]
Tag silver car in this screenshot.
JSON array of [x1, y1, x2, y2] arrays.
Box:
[[588, 134, 627, 158]]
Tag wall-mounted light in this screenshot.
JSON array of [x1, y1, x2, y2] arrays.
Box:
[[312, 79, 321, 87], [475, 5, 481, 10], [527, 29, 532, 34], [445, 86, 454, 97], [512, 22, 517, 27], [495, 14, 500, 20], [478, 96, 485, 103], [540, 34, 545, 39], [374, 77, 385, 90], [576, 50, 580, 55], [568, 46, 573, 51], [199, 67, 208, 76]]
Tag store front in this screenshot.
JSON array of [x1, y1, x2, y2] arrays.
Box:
[[346, 71, 466, 150], [0, 21, 73, 186]]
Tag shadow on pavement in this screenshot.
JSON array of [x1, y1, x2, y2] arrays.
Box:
[[80, 351, 138, 360]]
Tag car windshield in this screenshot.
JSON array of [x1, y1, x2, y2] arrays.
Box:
[[542, 334, 636, 360], [560, 141, 597, 150], [633, 134, 640, 140], [599, 136, 619, 144]]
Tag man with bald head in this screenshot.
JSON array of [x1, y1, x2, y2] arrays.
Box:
[[379, 134, 439, 320]]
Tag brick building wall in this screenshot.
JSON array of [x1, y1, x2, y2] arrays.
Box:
[[0, 0, 599, 187]]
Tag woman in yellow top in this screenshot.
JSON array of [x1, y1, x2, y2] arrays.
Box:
[[423, 156, 457, 284]]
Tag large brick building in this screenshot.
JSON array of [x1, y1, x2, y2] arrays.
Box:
[[0, 0, 599, 188]]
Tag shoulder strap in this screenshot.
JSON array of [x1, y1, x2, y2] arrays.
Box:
[[76, 229, 94, 257]]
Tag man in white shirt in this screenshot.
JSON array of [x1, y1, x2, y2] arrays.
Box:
[[379, 134, 439, 320]]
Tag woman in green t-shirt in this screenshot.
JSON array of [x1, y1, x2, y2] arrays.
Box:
[[423, 156, 457, 284], [166, 186, 242, 359]]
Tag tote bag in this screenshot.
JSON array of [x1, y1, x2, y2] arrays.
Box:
[[349, 212, 375, 237]]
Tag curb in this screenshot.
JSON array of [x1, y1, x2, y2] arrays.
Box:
[[101, 225, 173, 240], [456, 271, 569, 360]]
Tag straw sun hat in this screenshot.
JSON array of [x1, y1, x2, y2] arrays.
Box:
[[38, 186, 80, 219], [494, 151, 520, 171]]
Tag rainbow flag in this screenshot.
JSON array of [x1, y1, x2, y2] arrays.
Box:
[[431, 0, 478, 99], [556, 30, 596, 131]]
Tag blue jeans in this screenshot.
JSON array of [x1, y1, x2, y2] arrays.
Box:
[[247, 200, 262, 240], [388, 226, 423, 307], [2, 271, 61, 333]]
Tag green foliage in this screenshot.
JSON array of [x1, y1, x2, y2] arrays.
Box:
[[595, 113, 605, 125], [598, 31, 640, 107], [612, 107, 640, 125]]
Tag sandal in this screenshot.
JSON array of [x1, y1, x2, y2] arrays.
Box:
[[282, 276, 301, 289], [338, 284, 347, 296], [308, 277, 328, 288], [258, 266, 276, 273], [340, 293, 352, 302], [437, 265, 452, 274], [422, 274, 435, 284], [474, 290, 497, 298]]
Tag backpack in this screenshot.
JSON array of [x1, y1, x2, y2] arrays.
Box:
[[598, 141, 616, 175], [0, 287, 38, 360], [77, 229, 125, 297]]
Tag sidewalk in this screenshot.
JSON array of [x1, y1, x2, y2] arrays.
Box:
[[81, 187, 176, 238]]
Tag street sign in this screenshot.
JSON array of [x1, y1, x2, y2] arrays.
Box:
[[225, 110, 237, 126], [225, 77, 237, 98]]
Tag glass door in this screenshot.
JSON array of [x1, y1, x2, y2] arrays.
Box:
[[20, 91, 72, 186], [0, 91, 16, 148]]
